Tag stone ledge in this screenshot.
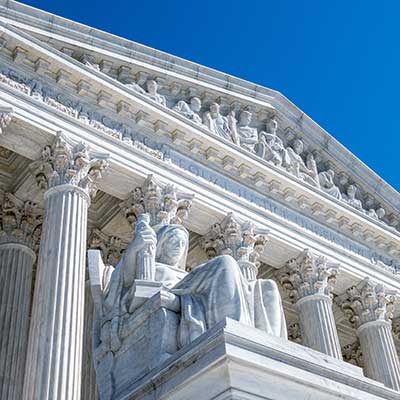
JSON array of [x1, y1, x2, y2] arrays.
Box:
[[124, 318, 400, 400]]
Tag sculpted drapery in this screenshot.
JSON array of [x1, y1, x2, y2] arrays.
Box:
[[94, 214, 287, 353]]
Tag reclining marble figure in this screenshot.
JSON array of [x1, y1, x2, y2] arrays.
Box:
[[89, 212, 287, 398]]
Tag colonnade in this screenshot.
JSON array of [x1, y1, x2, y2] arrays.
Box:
[[0, 133, 399, 400]]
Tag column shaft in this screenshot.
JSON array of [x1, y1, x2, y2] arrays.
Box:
[[0, 244, 35, 400], [297, 294, 342, 359], [358, 320, 400, 391], [23, 186, 88, 400]]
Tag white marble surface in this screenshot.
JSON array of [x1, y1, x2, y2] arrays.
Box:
[[0, 243, 35, 400], [125, 318, 400, 400]]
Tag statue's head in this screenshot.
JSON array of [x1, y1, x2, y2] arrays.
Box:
[[293, 139, 304, 154], [155, 224, 189, 269], [210, 102, 220, 115], [326, 169, 335, 179], [239, 110, 252, 126], [376, 207, 385, 219], [190, 97, 202, 112], [347, 184, 357, 198]]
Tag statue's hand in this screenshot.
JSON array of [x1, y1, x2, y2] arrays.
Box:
[[133, 224, 157, 252]]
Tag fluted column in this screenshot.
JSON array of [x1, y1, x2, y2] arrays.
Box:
[[22, 133, 108, 400], [338, 280, 400, 390], [0, 193, 41, 400], [279, 249, 342, 359]]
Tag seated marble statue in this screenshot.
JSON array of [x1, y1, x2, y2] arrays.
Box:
[[172, 97, 202, 124], [258, 116, 290, 167], [318, 169, 342, 199], [236, 110, 259, 152], [343, 184, 363, 210], [145, 79, 167, 106], [203, 102, 239, 144], [96, 213, 287, 352], [286, 139, 319, 187]]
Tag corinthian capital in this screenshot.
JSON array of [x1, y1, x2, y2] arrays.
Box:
[[200, 212, 269, 280], [0, 192, 42, 249], [88, 229, 127, 266], [342, 340, 364, 367], [278, 249, 340, 302], [0, 106, 13, 134], [337, 278, 397, 328], [30, 132, 109, 197], [120, 174, 193, 229]]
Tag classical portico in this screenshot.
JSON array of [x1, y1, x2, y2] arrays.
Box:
[[0, 1, 399, 400]]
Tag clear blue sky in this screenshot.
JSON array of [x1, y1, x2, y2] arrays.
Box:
[[20, 0, 400, 191]]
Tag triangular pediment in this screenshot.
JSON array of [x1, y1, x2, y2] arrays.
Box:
[[0, 0, 399, 247]]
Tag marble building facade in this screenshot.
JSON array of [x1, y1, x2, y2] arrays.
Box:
[[0, 1, 400, 399]]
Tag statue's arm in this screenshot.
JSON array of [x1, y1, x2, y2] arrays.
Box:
[[121, 223, 157, 287]]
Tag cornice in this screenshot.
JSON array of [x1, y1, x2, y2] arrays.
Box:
[[0, 0, 398, 216]]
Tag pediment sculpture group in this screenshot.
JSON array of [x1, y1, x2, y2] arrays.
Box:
[[125, 78, 386, 223]]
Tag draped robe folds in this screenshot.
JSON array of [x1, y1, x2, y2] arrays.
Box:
[[237, 125, 258, 152], [318, 172, 342, 199], [206, 114, 232, 141], [171, 255, 287, 348], [96, 226, 287, 352]]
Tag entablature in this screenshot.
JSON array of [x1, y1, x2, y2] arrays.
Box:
[[1, 95, 400, 292]]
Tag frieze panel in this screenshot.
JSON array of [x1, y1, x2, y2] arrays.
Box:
[[0, 64, 399, 272], [166, 148, 400, 272]]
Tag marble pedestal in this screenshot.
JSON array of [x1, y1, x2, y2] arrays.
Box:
[[124, 319, 400, 400], [95, 290, 180, 400]]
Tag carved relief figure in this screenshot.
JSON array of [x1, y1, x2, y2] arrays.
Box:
[[145, 79, 166, 106], [318, 169, 341, 199], [286, 139, 319, 187], [236, 110, 259, 152], [124, 81, 146, 95], [258, 115, 290, 167], [172, 97, 202, 124], [367, 207, 385, 221], [203, 102, 239, 144], [344, 184, 363, 210]]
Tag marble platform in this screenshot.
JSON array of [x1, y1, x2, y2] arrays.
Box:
[[123, 318, 400, 400]]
